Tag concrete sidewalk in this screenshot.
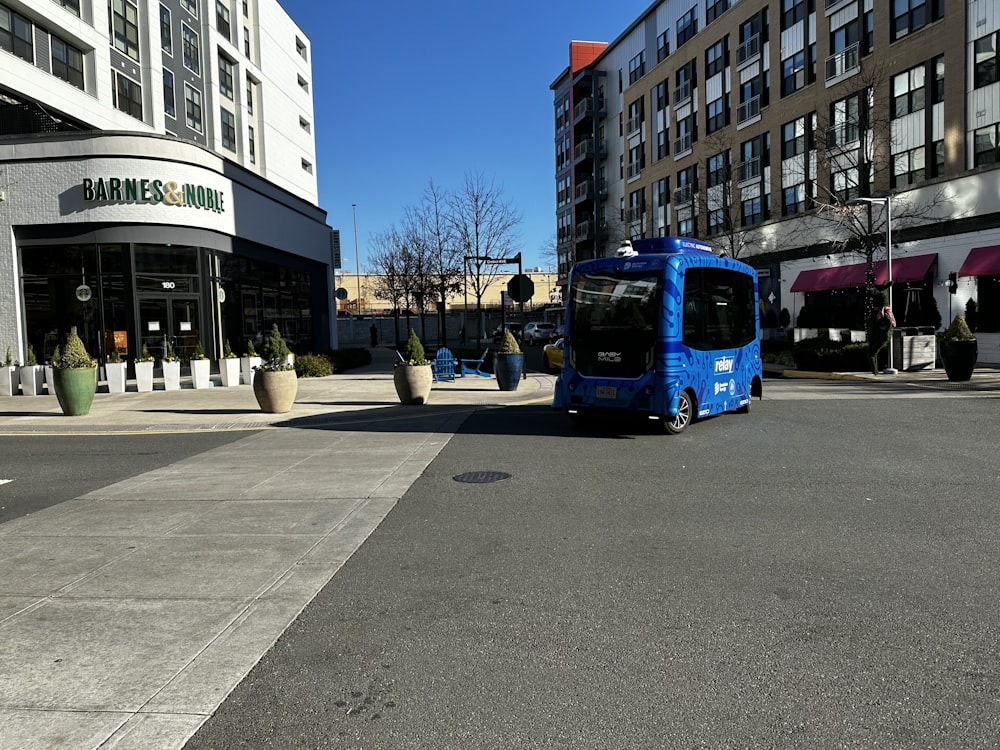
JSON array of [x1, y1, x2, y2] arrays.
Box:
[[0, 347, 552, 750]]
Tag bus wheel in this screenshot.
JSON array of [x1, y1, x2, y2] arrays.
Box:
[[663, 391, 693, 434]]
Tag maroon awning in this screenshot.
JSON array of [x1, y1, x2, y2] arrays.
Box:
[[790, 253, 937, 293], [959, 245, 1000, 277]]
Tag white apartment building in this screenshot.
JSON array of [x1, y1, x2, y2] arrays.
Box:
[[0, 0, 338, 370], [553, 0, 1000, 363]]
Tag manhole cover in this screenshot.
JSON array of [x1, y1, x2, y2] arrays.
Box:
[[453, 471, 512, 484]]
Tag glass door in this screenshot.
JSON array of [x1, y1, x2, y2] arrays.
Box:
[[138, 296, 202, 363]]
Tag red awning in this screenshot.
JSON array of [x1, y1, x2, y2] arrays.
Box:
[[790, 253, 937, 293], [959, 245, 1000, 277]]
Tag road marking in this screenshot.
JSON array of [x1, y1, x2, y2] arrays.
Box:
[[0, 479, 12, 485]]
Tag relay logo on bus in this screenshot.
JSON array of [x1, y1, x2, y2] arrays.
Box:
[[82, 177, 225, 213]]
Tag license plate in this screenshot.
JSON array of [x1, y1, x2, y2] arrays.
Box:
[[595, 386, 617, 399]]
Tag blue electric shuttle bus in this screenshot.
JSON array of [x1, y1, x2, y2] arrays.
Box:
[[553, 236, 762, 434]]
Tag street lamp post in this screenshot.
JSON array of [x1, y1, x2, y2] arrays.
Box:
[[352, 203, 361, 315], [851, 196, 896, 374]]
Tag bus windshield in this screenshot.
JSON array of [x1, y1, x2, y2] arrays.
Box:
[[569, 270, 660, 378]]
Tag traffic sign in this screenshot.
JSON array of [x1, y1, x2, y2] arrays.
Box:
[[507, 274, 534, 303]]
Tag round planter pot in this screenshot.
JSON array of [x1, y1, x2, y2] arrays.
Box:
[[393, 365, 432, 405], [252, 369, 298, 413], [494, 352, 523, 391], [941, 339, 977, 382], [52, 366, 97, 416]]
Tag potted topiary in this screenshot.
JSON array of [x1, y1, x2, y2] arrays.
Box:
[[134, 344, 155, 392], [105, 343, 127, 394], [161, 340, 181, 390], [219, 339, 241, 387], [241, 339, 262, 386], [940, 314, 977, 382], [51, 327, 97, 415], [493, 329, 523, 391], [1, 346, 19, 396], [190, 340, 212, 389], [253, 324, 298, 413], [19, 343, 44, 396], [393, 328, 432, 405]]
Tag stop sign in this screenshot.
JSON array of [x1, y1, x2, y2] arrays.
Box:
[[507, 274, 534, 303]]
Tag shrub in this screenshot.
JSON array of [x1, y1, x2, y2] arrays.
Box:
[[258, 324, 294, 371], [223, 339, 237, 358], [135, 343, 154, 363], [25, 344, 38, 366], [55, 327, 95, 369], [191, 341, 207, 360], [941, 314, 975, 342], [398, 329, 429, 366], [294, 353, 333, 378], [497, 329, 521, 354], [245, 339, 257, 356]]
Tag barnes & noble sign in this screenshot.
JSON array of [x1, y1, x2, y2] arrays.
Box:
[[82, 177, 225, 213]]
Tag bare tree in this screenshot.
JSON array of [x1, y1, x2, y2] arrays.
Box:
[[449, 172, 522, 345], [366, 226, 420, 346]]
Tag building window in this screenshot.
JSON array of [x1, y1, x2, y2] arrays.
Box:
[[182, 24, 199, 73], [299, 116, 310, 133], [706, 96, 728, 134], [891, 64, 925, 118], [783, 184, 806, 216], [114, 72, 142, 119], [301, 158, 313, 174], [675, 59, 696, 105], [829, 92, 863, 149], [741, 195, 768, 227], [628, 51, 646, 85], [677, 7, 698, 48], [656, 30, 670, 62], [52, 35, 84, 89], [246, 76, 255, 115], [707, 150, 729, 188], [111, 0, 140, 62], [781, 50, 807, 96], [707, 208, 725, 236], [297, 74, 309, 93], [892, 145, 926, 188], [218, 52, 234, 99], [831, 166, 860, 202], [181, 0, 197, 16], [184, 83, 203, 132], [705, 38, 727, 78], [295, 36, 307, 60], [706, 0, 729, 24], [163, 69, 175, 117], [675, 114, 696, 154], [739, 133, 769, 183], [216, 0, 231, 42], [220, 108, 236, 151], [973, 124, 999, 168], [974, 33, 998, 89], [892, 0, 943, 42], [248, 124, 255, 163], [243, 26, 250, 56], [781, 115, 812, 159], [160, 5, 172, 54], [54, 0, 81, 16], [781, 0, 809, 31]]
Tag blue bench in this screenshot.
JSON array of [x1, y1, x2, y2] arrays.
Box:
[[460, 348, 491, 377], [432, 347, 457, 382]]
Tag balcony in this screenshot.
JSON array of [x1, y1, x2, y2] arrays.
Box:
[[825, 122, 860, 151], [825, 42, 860, 83], [673, 184, 694, 206], [573, 138, 605, 161], [737, 95, 761, 126], [736, 34, 760, 69], [573, 98, 594, 120], [627, 161, 642, 179], [737, 156, 760, 184], [673, 132, 692, 154], [626, 114, 643, 135], [626, 206, 644, 223], [673, 80, 692, 107], [575, 219, 594, 239]]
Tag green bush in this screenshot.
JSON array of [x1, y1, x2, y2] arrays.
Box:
[[497, 329, 521, 354], [258, 324, 293, 371], [55, 327, 95, 369], [294, 353, 333, 378], [399, 329, 429, 366]]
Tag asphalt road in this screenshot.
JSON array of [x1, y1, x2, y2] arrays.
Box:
[[0, 432, 254, 525], [186, 394, 1000, 749]]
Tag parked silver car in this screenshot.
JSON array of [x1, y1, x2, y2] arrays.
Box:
[[521, 321, 555, 345]]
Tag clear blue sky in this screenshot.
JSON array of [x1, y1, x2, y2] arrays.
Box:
[[278, 1, 642, 273]]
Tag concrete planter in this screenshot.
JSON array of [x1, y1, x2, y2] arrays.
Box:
[[19, 364, 44, 396], [252, 369, 298, 413], [190, 358, 212, 389], [52, 366, 97, 416], [135, 360, 154, 392], [162, 360, 181, 390], [105, 362, 127, 393], [0, 365, 18, 396], [393, 364, 432, 405], [219, 357, 241, 386]]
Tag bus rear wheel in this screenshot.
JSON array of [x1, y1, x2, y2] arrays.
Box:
[[663, 391, 693, 434]]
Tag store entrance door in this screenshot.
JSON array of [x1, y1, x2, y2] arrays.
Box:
[[137, 296, 203, 364]]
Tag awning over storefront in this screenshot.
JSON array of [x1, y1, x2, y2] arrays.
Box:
[[958, 245, 1000, 277], [790, 253, 937, 293]]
